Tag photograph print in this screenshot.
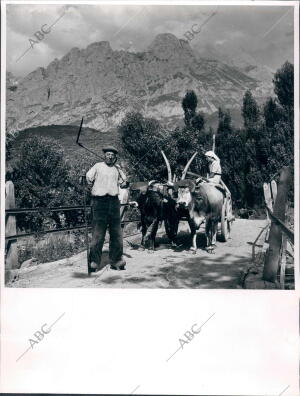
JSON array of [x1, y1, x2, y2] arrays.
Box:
[[4, 1, 297, 289]]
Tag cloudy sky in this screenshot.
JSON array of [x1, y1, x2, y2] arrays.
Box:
[[6, 3, 294, 77]]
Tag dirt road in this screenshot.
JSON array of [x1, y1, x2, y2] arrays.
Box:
[[7, 219, 266, 288]]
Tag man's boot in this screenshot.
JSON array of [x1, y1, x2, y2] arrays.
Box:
[[110, 257, 126, 270]]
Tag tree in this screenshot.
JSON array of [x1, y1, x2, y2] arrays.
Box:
[[13, 136, 76, 231], [119, 112, 169, 181], [119, 103, 211, 183], [6, 133, 14, 162], [241, 91, 266, 207], [215, 108, 247, 207], [259, 62, 294, 202], [273, 61, 294, 122], [182, 90, 198, 126], [263, 97, 283, 129], [191, 112, 205, 131], [242, 90, 260, 134]]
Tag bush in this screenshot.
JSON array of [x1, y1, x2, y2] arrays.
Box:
[[13, 136, 83, 231]]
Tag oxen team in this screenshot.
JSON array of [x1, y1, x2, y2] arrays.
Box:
[[126, 151, 234, 254]]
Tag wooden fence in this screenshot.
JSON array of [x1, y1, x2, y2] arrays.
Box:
[[5, 181, 139, 273], [262, 166, 294, 288]]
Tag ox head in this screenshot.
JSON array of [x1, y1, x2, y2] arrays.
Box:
[[174, 179, 196, 209], [175, 180, 208, 227]]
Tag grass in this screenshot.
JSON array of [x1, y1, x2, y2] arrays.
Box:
[[18, 230, 88, 265], [16, 215, 142, 266]]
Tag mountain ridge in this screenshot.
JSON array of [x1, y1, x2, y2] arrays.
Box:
[[6, 33, 273, 134]]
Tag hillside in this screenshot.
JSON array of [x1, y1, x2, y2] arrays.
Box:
[[9, 125, 121, 165], [6, 33, 272, 135]]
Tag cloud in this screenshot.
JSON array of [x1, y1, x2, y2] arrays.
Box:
[[6, 4, 294, 77]]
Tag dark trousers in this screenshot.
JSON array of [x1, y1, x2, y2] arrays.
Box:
[[89, 195, 123, 266]]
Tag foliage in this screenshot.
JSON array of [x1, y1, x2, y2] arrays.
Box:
[[215, 109, 247, 207], [182, 90, 198, 126], [13, 136, 84, 231], [119, 112, 169, 181], [119, 93, 212, 182], [191, 113, 205, 131], [167, 125, 211, 178], [273, 61, 294, 118], [6, 133, 15, 162], [168, 91, 211, 177], [214, 61, 294, 209], [242, 90, 260, 134], [263, 97, 283, 129]]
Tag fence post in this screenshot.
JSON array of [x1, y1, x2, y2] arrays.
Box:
[[279, 234, 287, 289], [263, 182, 272, 245], [5, 180, 19, 273], [263, 167, 291, 282], [271, 180, 277, 203]]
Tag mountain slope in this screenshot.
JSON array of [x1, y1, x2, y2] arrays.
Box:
[[6, 33, 273, 134]]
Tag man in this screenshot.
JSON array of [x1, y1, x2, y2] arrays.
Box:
[[86, 146, 128, 272]]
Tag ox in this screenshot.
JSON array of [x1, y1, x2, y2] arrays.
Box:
[[129, 152, 197, 251], [175, 178, 231, 253], [161, 151, 233, 253], [129, 180, 178, 251]]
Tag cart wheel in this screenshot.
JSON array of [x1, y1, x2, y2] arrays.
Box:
[[220, 202, 230, 242]]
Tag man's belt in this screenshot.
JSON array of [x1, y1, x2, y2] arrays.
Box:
[[92, 194, 119, 198]]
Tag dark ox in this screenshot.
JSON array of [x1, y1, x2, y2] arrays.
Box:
[[175, 179, 225, 253], [129, 151, 199, 251], [129, 181, 178, 251]]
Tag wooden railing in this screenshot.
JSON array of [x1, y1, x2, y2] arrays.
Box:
[[5, 181, 139, 271]]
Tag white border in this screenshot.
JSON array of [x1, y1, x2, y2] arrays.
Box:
[[1, 1, 299, 395]]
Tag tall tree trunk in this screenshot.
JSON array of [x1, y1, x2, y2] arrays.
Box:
[[263, 166, 291, 282]]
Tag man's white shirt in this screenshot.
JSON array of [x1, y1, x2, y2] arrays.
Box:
[[86, 162, 127, 197]]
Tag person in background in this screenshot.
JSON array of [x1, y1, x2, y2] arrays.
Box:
[[204, 150, 234, 222], [86, 146, 128, 272], [204, 150, 222, 184]]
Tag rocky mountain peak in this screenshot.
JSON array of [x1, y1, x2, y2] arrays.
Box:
[[6, 33, 273, 134], [85, 41, 112, 56], [148, 33, 192, 59]]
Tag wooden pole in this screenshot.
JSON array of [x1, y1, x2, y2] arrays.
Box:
[[5, 180, 19, 271], [279, 202, 288, 289], [263, 167, 291, 282], [263, 182, 272, 244], [212, 134, 216, 152], [271, 180, 277, 204], [279, 234, 287, 289]]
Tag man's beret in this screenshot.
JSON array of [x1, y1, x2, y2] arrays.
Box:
[[102, 146, 118, 154]]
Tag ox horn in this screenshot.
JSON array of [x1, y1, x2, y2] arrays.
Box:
[[161, 150, 172, 183], [181, 152, 198, 180]]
